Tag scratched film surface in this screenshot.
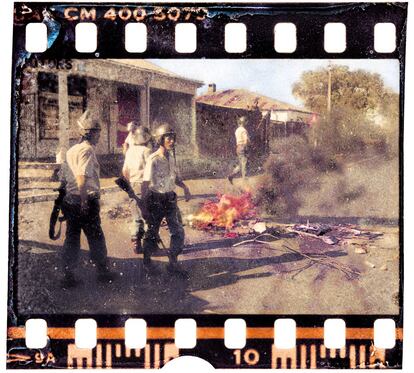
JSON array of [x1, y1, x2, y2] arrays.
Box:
[[8, 2, 406, 369]]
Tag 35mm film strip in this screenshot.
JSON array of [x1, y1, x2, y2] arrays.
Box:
[[8, 2, 406, 370], [7, 318, 404, 368]]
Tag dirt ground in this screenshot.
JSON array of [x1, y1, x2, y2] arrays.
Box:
[[14, 174, 400, 316]]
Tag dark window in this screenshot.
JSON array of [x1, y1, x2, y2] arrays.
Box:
[[68, 76, 87, 97], [38, 72, 58, 93], [38, 74, 87, 140]]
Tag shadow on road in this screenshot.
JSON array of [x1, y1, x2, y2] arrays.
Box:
[[16, 239, 347, 315]]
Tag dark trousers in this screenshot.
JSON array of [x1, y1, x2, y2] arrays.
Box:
[[61, 197, 108, 273], [142, 191, 185, 262]]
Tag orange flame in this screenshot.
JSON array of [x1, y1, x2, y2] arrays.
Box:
[[191, 192, 256, 230]]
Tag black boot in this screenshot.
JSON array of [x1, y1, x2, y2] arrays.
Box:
[[61, 271, 81, 289], [142, 251, 161, 275], [135, 224, 145, 254], [167, 255, 189, 280], [97, 266, 117, 283], [131, 237, 143, 254]]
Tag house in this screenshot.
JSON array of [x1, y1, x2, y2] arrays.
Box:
[[196, 85, 317, 158], [18, 59, 203, 162]]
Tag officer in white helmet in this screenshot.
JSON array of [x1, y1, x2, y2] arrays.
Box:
[[122, 125, 152, 253], [60, 110, 116, 288], [141, 123, 191, 278]]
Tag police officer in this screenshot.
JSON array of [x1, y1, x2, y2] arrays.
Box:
[[60, 110, 116, 288], [122, 126, 152, 253], [141, 123, 191, 278], [228, 116, 250, 184]]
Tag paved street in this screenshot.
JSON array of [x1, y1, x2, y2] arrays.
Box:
[[14, 176, 400, 316]]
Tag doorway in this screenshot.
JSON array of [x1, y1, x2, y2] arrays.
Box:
[[117, 86, 140, 147]]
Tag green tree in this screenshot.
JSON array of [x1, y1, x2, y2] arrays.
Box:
[[292, 65, 398, 155], [292, 66, 387, 114]]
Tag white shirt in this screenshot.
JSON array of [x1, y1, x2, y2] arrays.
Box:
[[143, 149, 178, 193], [62, 141, 100, 195], [123, 144, 152, 183], [235, 126, 249, 145], [124, 132, 134, 147]]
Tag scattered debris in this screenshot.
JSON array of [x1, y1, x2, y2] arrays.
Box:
[[355, 247, 368, 254], [365, 261, 376, 268], [223, 232, 238, 238], [251, 222, 267, 234], [290, 224, 383, 247], [19, 217, 34, 225], [232, 225, 253, 235], [106, 206, 130, 220], [233, 233, 282, 248], [292, 223, 331, 236], [233, 233, 360, 279], [321, 236, 340, 245]]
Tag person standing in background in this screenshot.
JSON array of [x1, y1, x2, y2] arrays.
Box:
[[122, 121, 140, 155], [228, 116, 250, 184]]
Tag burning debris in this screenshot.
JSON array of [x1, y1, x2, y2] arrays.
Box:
[[187, 192, 257, 231], [185, 190, 383, 280]]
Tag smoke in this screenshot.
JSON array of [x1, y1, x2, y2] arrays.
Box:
[[254, 135, 399, 221]]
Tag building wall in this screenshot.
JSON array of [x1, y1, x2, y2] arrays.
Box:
[[271, 109, 314, 123], [75, 60, 200, 96], [150, 88, 193, 156], [18, 62, 200, 162], [269, 121, 309, 138], [19, 70, 38, 159], [86, 77, 112, 155], [19, 72, 115, 160], [195, 103, 266, 159]]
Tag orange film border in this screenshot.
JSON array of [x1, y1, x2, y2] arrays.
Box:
[[7, 326, 403, 341]]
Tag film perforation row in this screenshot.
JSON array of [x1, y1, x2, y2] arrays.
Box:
[[25, 21, 397, 55], [24, 317, 396, 350]]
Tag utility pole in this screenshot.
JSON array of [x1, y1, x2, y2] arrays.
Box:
[[327, 61, 332, 117]]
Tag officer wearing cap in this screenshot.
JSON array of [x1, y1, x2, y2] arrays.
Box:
[[122, 125, 152, 253], [141, 123, 191, 278], [60, 110, 116, 288]]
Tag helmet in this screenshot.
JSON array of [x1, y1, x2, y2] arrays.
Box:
[[126, 120, 139, 133], [131, 126, 152, 145], [238, 116, 247, 126], [153, 123, 176, 145], [77, 110, 101, 136]]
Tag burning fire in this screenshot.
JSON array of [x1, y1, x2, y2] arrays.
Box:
[[189, 192, 256, 230]]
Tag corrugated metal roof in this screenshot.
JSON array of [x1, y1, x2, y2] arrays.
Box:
[[107, 59, 179, 77], [196, 88, 312, 113], [106, 59, 203, 86]]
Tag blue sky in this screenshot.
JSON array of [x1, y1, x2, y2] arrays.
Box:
[[151, 59, 400, 108]]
